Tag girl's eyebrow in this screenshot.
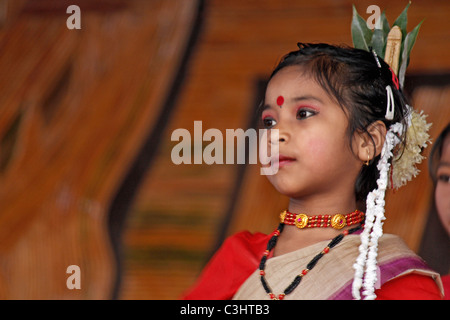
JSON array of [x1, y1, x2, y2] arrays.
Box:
[[438, 161, 450, 169], [291, 95, 324, 104], [261, 103, 274, 112]]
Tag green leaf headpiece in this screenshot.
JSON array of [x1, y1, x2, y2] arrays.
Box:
[[351, 3, 423, 88]]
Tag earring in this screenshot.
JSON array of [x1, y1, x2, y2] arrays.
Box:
[[364, 150, 370, 166]]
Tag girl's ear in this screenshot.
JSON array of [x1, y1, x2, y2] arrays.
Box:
[[355, 121, 387, 163]]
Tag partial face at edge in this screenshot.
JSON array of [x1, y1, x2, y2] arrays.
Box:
[[435, 134, 450, 234]]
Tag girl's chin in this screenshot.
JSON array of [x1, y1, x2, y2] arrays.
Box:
[[270, 183, 306, 199], [267, 175, 320, 199]]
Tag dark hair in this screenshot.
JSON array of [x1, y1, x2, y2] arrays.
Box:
[[429, 123, 450, 183], [265, 43, 409, 202]]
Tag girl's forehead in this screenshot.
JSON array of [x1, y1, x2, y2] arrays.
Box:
[[269, 66, 308, 86], [442, 135, 450, 158], [266, 67, 323, 100]]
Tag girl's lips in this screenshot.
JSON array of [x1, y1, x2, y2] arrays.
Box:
[[276, 155, 296, 167]]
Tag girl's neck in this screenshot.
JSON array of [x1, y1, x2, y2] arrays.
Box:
[[287, 196, 358, 216]]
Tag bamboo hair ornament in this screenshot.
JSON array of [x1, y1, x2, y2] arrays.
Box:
[[351, 4, 431, 300]]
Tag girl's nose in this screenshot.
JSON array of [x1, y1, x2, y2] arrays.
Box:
[[277, 128, 289, 143]]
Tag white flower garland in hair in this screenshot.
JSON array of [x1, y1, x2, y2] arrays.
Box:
[[352, 105, 431, 300], [352, 121, 403, 300], [390, 108, 432, 189]]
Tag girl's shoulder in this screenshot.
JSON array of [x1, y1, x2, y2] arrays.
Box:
[[375, 233, 444, 299], [376, 273, 444, 300], [216, 230, 272, 266], [223, 230, 271, 251], [443, 275, 450, 300]]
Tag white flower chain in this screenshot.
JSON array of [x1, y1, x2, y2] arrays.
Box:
[[352, 124, 400, 299], [390, 108, 432, 189], [352, 106, 430, 300]]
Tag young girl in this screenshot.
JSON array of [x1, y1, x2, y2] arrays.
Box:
[[182, 43, 444, 300], [429, 123, 450, 236], [427, 123, 450, 299]]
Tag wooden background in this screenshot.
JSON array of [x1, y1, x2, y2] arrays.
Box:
[[0, 0, 448, 299]]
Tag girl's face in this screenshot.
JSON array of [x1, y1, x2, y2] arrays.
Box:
[[261, 66, 362, 204], [435, 134, 450, 234]]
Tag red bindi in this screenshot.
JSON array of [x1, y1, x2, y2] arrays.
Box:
[[276, 95, 284, 107]]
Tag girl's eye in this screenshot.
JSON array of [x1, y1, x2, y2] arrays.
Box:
[[262, 116, 277, 129], [296, 108, 317, 120], [438, 174, 450, 184]]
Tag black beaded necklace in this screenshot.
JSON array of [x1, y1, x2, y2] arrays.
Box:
[[259, 222, 363, 300]]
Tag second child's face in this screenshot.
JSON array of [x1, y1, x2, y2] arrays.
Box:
[[435, 134, 450, 234], [261, 66, 362, 203]]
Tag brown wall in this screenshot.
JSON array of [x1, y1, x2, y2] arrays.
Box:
[[0, 0, 448, 299]]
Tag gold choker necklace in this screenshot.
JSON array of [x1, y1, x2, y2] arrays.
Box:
[[280, 209, 364, 230]]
